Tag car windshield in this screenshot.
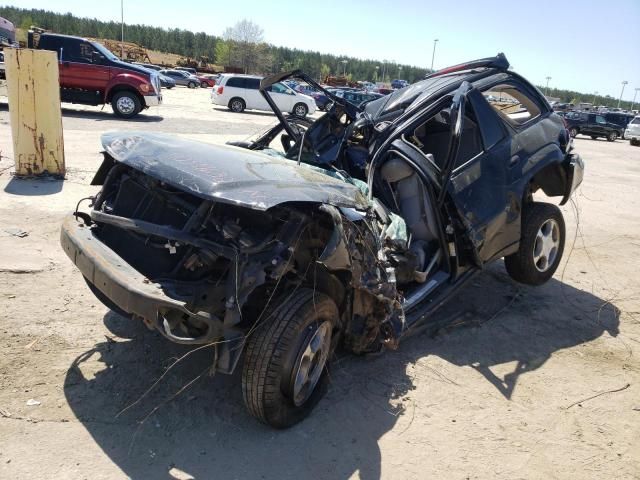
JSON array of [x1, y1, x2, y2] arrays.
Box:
[[91, 41, 119, 62]]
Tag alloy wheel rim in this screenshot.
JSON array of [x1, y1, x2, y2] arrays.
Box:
[[116, 96, 135, 114], [295, 105, 306, 116], [232, 101, 242, 111], [292, 321, 332, 406], [533, 219, 560, 272]]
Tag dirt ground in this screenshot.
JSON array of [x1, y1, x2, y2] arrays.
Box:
[[0, 87, 639, 480]]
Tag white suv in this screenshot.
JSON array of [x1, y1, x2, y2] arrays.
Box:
[[211, 74, 316, 116], [625, 116, 640, 146]]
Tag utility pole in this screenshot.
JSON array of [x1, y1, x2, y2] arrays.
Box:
[[592, 91, 598, 105], [631, 88, 639, 111], [545, 76, 551, 96], [618, 80, 628, 108], [430, 39, 439, 72], [341, 60, 347, 77], [120, 0, 124, 58]]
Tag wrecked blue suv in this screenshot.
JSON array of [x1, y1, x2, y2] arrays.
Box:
[[61, 54, 583, 428]]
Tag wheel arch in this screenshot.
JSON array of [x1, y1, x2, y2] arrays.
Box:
[[106, 84, 145, 106]]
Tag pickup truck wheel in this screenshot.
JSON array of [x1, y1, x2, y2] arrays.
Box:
[[293, 103, 309, 117], [505, 202, 565, 286], [569, 127, 578, 138], [229, 98, 245, 113], [607, 131, 618, 142], [242, 288, 338, 428], [111, 91, 141, 118]]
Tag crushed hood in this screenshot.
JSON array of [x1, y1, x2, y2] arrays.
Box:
[[101, 132, 368, 211]]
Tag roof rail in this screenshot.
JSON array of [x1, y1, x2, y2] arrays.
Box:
[[425, 53, 509, 79]]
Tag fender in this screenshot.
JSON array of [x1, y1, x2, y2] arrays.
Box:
[[104, 70, 152, 103]]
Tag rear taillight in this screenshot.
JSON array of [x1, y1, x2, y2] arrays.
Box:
[[217, 86, 224, 94]]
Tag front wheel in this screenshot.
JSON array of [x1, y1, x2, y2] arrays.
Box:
[[111, 91, 142, 118], [187, 81, 197, 89], [242, 289, 338, 428], [607, 131, 618, 142], [292, 102, 309, 117], [505, 202, 565, 286], [569, 127, 579, 138]]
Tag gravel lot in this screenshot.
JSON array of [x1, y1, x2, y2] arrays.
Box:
[[0, 86, 639, 480]]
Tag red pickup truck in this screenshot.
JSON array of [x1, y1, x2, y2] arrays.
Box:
[[28, 32, 162, 118]]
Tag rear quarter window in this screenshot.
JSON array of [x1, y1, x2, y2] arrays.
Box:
[[226, 77, 245, 88]]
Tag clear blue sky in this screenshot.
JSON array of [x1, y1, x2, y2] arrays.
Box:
[[10, 0, 640, 99]]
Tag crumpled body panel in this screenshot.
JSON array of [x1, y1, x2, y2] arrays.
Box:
[[101, 132, 369, 211]]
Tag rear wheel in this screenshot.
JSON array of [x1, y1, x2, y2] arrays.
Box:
[[229, 97, 246, 113], [505, 202, 565, 286], [111, 91, 142, 118], [607, 131, 618, 142], [242, 288, 338, 428], [293, 103, 309, 117], [569, 127, 579, 138], [188, 81, 197, 89]]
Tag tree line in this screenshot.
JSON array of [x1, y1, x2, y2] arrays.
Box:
[[0, 6, 428, 82], [1, 5, 637, 108]]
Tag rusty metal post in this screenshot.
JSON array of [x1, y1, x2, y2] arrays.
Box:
[[5, 48, 65, 177]]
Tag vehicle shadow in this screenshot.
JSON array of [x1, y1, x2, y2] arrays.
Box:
[[4, 176, 64, 195], [0, 102, 162, 122], [212, 107, 277, 118], [63, 263, 619, 479]]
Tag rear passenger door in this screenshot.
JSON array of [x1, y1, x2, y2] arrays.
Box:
[[245, 77, 268, 110], [444, 88, 515, 263], [268, 82, 296, 112]]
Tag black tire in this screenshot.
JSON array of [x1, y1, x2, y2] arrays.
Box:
[[187, 81, 197, 89], [569, 127, 578, 138], [631, 138, 640, 147], [292, 102, 309, 117], [111, 91, 142, 118], [242, 288, 338, 428], [200, 81, 208, 88], [590, 135, 598, 140], [504, 202, 565, 286], [606, 131, 618, 142], [228, 97, 245, 113]]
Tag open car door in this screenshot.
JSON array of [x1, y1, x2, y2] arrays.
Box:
[[439, 82, 516, 265]]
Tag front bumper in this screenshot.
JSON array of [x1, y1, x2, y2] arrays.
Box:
[[60, 215, 223, 344], [143, 94, 162, 107]]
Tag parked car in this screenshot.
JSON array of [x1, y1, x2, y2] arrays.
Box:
[[391, 79, 409, 89], [196, 74, 216, 88], [28, 33, 162, 118], [564, 111, 623, 141], [175, 66, 197, 75], [625, 116, 640, 146], [333, 89, 383, 107], [158, 73, 175, 89], [211, 74, 316, 116], [160, 69, 200, 88], [132, 62, 163, 71], [62, 54, 583, 428], [0, 51, 5, 79], [604, 112, 635, 139]]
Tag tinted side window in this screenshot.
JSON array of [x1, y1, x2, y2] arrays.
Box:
[[245, 78, 260, 90], [226, 77, 245, 88]]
